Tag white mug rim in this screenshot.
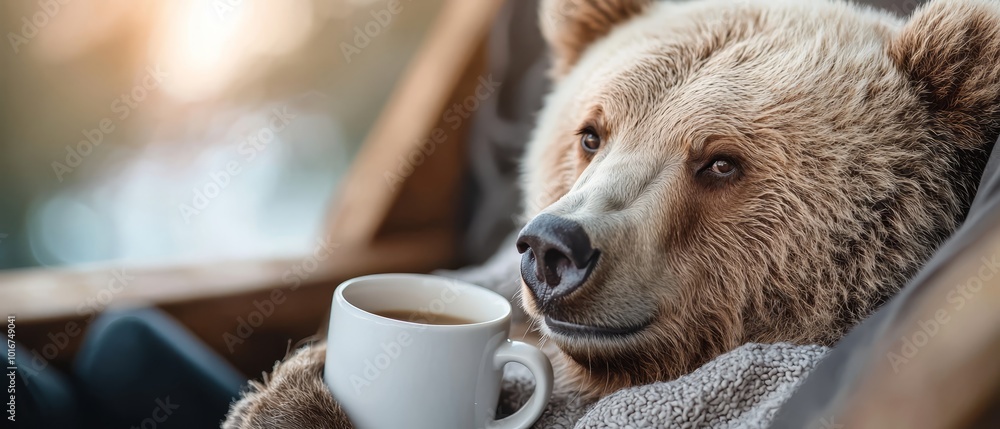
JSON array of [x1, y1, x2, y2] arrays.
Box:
[[334, 273, 512, 331]]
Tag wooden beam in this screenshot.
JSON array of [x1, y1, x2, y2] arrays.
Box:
[[0, 228, 453, 323]]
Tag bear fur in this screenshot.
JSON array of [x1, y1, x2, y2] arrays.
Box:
[[521, 0, 1000, 398], [224, 0, 1000, 426]]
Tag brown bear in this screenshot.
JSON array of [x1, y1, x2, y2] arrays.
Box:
[[224, 0, 1000, 426], [515, 0, 1000, 398]]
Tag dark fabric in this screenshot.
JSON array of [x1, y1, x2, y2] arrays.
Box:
[[459, 0, 548, 264], [13, 345, 83, 429], [770, 135, 1000, 428], [15, 308, 245, 429]]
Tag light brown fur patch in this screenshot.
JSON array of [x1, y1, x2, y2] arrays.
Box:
[[223, 342, 350, 428]]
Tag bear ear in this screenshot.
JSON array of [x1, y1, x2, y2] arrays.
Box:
[[540, 0, 654, 78], [889, 0, 1000, 148]]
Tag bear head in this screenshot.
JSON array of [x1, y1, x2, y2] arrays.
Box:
[[517, 0, 1000, 397]]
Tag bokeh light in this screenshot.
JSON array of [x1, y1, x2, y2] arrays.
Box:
[[0, 0, 445, 268]]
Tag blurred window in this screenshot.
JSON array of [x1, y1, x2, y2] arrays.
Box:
[[0, 0, 444, 268]]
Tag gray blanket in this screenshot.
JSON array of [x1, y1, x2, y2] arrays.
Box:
[[499, 343, 828, 428], [437, 246, 830, 429]]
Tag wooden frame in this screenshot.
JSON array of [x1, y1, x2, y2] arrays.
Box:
[[0, 0, 505, 376]]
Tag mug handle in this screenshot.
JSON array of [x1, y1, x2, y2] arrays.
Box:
[[487, 340, 554, 429]]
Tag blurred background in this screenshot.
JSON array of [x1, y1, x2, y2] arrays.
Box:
[[0, 0, 918, 272], [0, 0, 444, 269], [0, 0, 918, 271]]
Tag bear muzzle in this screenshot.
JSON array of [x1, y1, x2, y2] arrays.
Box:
[[516, 213, 600, 308], [517, 213, 657, 339]]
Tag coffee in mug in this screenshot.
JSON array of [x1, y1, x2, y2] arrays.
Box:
[[324, 274, 553, 429]]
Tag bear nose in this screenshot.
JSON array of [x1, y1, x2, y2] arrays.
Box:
[[516, 214, 599, 306]]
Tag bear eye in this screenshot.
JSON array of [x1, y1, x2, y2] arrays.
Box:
[[579, 129, 601, 153], [704, 158, 737, 177]]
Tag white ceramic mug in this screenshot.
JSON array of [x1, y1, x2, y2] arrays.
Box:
[[324, 274, 553, 429]]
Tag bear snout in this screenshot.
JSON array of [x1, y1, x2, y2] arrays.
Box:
[[516, 214, 600, 308]]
